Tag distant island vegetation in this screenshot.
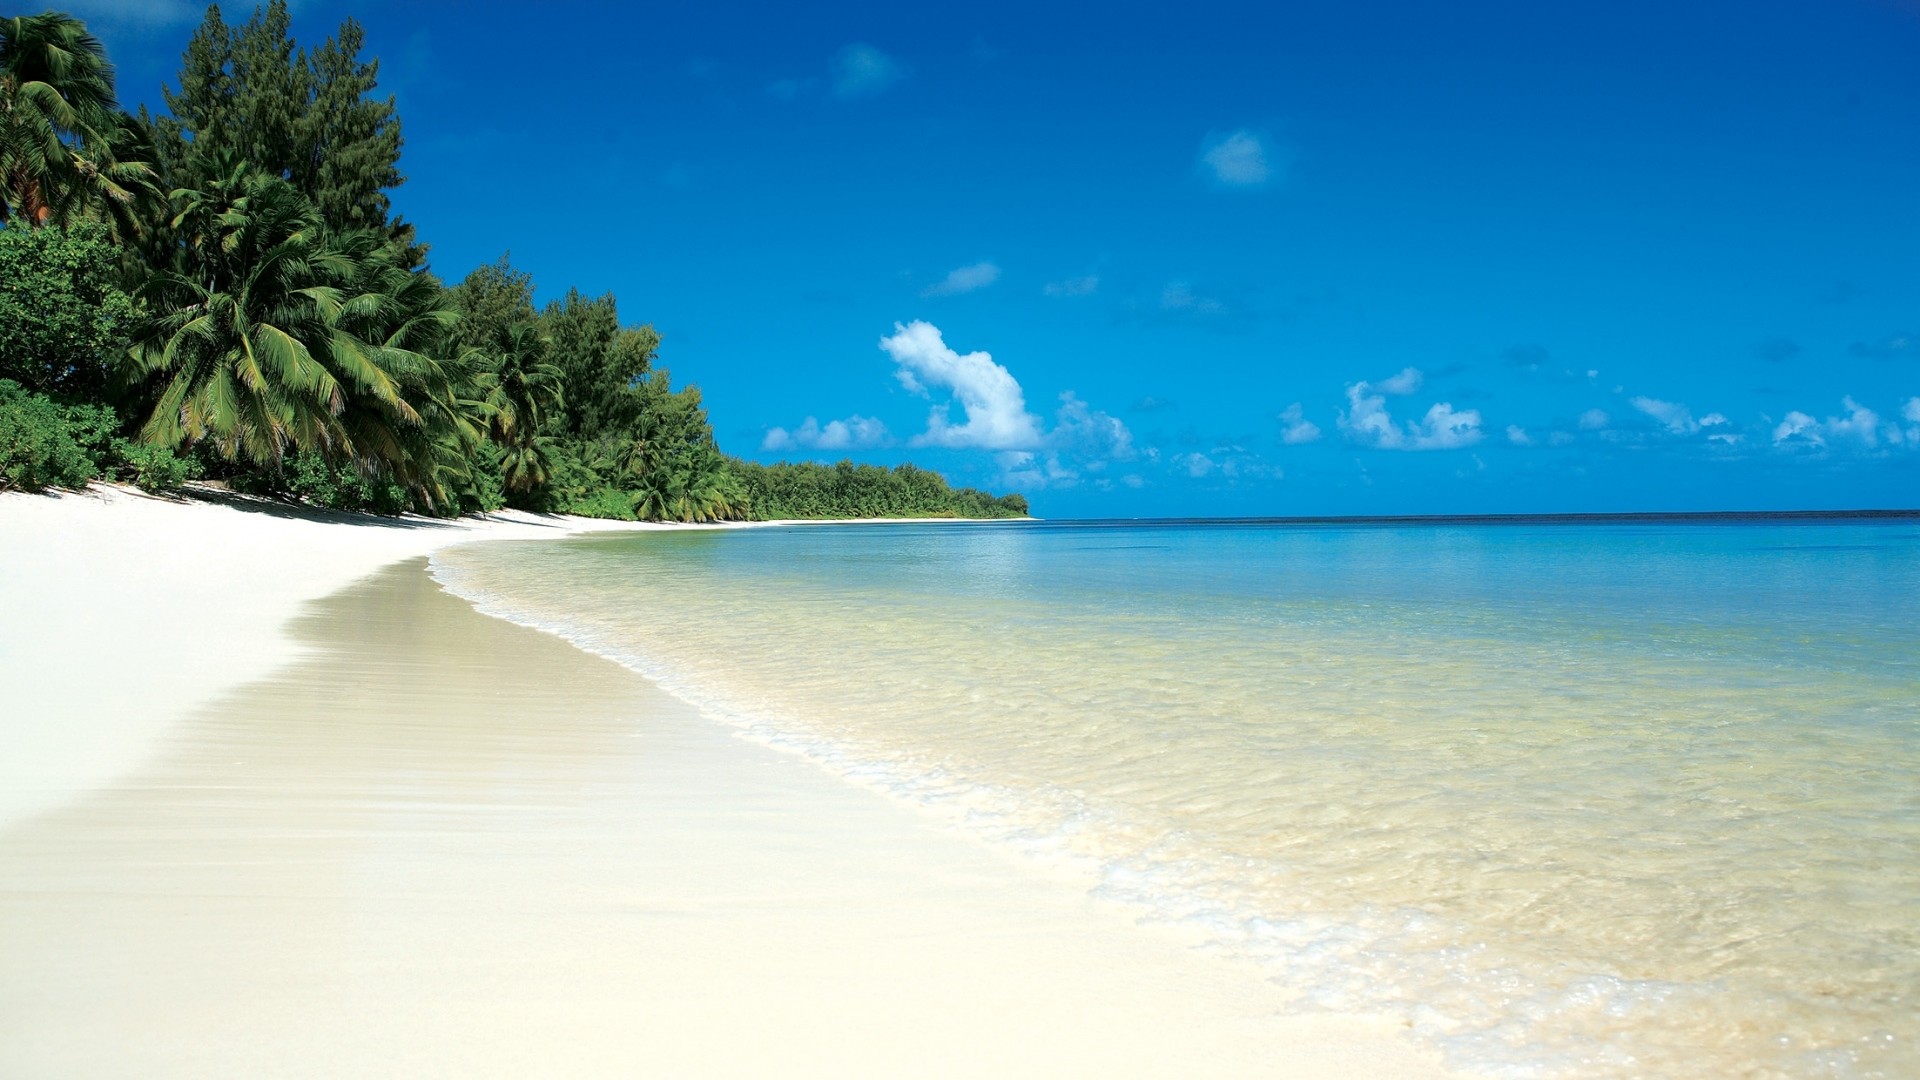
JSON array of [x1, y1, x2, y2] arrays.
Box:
[[0, 6, 1029, 521]]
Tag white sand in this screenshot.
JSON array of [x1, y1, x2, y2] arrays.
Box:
[[0, 485, 1473, 1078], [0, 483, 685, 829]]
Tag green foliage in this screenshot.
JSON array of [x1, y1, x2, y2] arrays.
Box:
[[613, 374, 743, 522], [110, 437, 194, 493], [541, 288, 657, 439], [0, 14, 163, 236], [123, 167, 481, 510], [274, 449, 408, 513], [448, 255, 536, 354], [562, 485, 639, 521], [455, 439, 507, 514], [0, 378, 98, 490], [0, 221, 136, 398], [731, 459, 1029, 519], [0, 379, 198, 494], [153, 1, 407, 240]]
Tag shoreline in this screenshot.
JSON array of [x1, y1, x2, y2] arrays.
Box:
[[0, 484, 1469, 1077]]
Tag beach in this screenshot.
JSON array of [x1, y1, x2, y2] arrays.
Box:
[[0, 485, 1464, 1078]]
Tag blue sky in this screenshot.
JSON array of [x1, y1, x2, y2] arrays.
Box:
[[72, 0, 1920, 516]]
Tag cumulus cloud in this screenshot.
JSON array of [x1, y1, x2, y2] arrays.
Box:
[[1506, 425, 1533, 446], [1630, 396, 1702, 435], [1200, 130, 1276, 186], [1043, 275, 1100, 298], [1278, 403, 1322, 444], [762, 415, 891, 453], [1906, 398, 1920, 423], [831, 43, 905, 98], [881, 321, 1043, 450], [922, 261, 1001, 298], [1338, 369, 1483, 451], [1578, 408, 1610, 431], [1773, 397, 1896, 450], [1377, 366, 1423, 396], [1050, 392, 1135, 460], [1173, 452, 1214, 478], [996, 394, 1137, 491]]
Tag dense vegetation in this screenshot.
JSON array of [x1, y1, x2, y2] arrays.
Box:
[[0, 6, 1026, 519]]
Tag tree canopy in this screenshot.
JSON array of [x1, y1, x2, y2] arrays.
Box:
[[152, 1, 406, 237]]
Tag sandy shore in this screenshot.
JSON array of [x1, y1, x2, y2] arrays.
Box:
[[0, 485, 1470, 1078]]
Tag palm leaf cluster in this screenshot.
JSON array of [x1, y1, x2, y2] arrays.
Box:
[[0, 13, 160, 235], [125, 166, 477, 508]]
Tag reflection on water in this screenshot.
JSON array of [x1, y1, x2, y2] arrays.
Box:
[[435, 520, 1920, 1079]]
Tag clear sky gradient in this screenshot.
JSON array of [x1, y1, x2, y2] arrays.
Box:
[[70, 0, 1920, 516]]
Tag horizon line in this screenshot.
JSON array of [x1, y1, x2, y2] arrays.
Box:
[[1015, 508, 1920, 526]]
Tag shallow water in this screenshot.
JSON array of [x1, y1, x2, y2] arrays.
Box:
[[433, 519, 1920, 1079]]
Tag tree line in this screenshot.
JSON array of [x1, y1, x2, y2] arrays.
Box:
[[0, 6, 1028, 521]]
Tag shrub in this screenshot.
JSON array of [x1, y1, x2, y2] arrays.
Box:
[[0, 380, 101, 491], [110, 438, 195, 493], [280, 451, 411, 514], [563, 485, 639, 521], [0, 223, 137, 400]]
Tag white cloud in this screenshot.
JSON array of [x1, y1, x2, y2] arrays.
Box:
[[1050, 392, 1134, 460], [1506, 424, 1533, 446], [1905, 397, 1920, 424], [1631, 396, 1701, 435], [998, 449, 1092, 490], [1278, 403, 1322, 444], [1339, 372, 1483, 451], [1772, 410, 1823, 448], [1409, 403, 1484, 449], [1828, 397, 1882, 448], [1773, 397, 1896, 450], [882, 321, 1043, 451], [762, 415, 891, 453], [1578, 408, 1610, 431], [1043, 275, 1099, 298], [1200, 130, 1274, 186], [1176, 452, 1216, 478], [1377, 366, 1423, 396], [831, 43, 905, 98], [1700, 412, 1729, 427], [922, 261, 1001, 298]]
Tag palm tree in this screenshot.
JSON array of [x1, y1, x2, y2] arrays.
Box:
[[0, 12, 127, 227], [45, 111, 162, 243], [125, 168, 472, 506], [485, 320, 563, 442], [472, 319, 563, 495]]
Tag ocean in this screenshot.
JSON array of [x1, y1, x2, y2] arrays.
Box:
[[431, 517, 1919, 1079]]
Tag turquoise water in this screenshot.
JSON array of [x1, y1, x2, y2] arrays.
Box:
[[432, 519, 1920, 1079]]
